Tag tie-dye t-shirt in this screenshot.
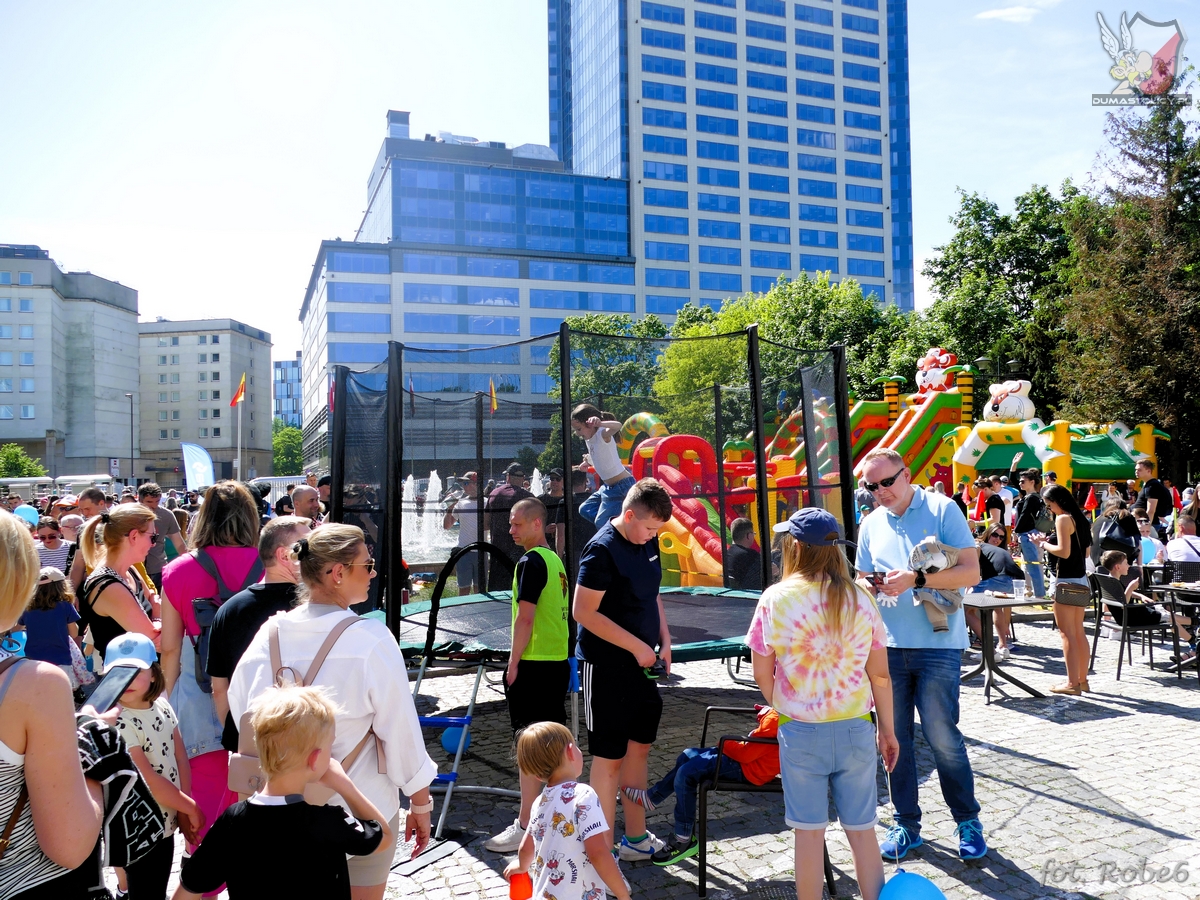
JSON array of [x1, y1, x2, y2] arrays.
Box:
[[747, 577, 887, 723]]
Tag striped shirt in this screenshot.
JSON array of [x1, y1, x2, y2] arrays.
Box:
[[36, 541, 72, 574]]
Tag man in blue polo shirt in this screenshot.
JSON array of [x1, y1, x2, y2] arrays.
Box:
[[855, 448, 986, 862]]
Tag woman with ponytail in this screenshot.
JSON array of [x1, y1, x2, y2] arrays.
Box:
[[77, 505, 161, 666]]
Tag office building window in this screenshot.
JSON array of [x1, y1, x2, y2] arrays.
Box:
[[798, 153, 837, 173], [844, 86, 881, 106], [642, 54, 686, 78], [843, 13, 879, 34], [800, 254, 839, 272], [171, 337, 179, 346], [159, 429, 168, 440], [171, 391, 180, 401], [645, 269, 690, 289], [698, 193, 741, 213], [843, 37, 879, 58], [212, 390, 220, 399], [644, 295, 689, 314], [0, 274, 8, 286], [846, 159, 883, 179], [747, 45, 787, 66], [642, 27, 685, 51], [697, 166, 740, 187], [212, 353, 220, 362], [748, 96, 787, 117], [695, 62, 738, 84], [18, 273, 32, 286], [848, 233, 885, 253], [644, 214, 689, 235], [159, 392, 168, 402], [0, 327, 9, 339], [797, 104, 835, 124], [751, 249, 792, 269], [699, 272, 742, 292], [19, 405, 34, 419], [19, 353, 33, 366], [795, 54, 834, 75], [644, 187, 688, 208], [699, 246, 742, 266], [794, 4, 833, 25], [750, 198, 790, 218], [845, 110, 881, 131], [198, 372, 207, 383], [18, 327, 33, 340], [212, 409, 221, 418], [645, 240, 690, 261], [845, 184, 884, 204], [327, 312, 392, 333], [158, 374, 167, 384], [699, 219, 741, 240], [795, 29, 833, 51], [328, 282, 392, 303], [695, 88, 737, 110], [171, 428, 180, 438], [198, 335, 207, 345], [747, 70, 788, 91], [749, 121, 790, 142], [796, 78, 835, 99], [799, 178, 838, 198], [159, 411, 168, 421], [643, 134, 687, 155], [644, 161, 688, 182], [18, 299, 32, 313], [844, 0, 878, 8], [18, 379, 33, 393], [746, 19, 786, 41], [844, 61, 879, 81], [644, 107, 687, 129], [0, 406, 10, 420], [0, 353, 10, 366], [748, 147, 788, 167], [800, 229, 839, 248], [199, 428, 209, 438], [848, 258, 885, 278], [750, 224, 792, 244], [847, 208, 884, 228], [642, 2, 685, 25], [212, 335, 219, 344], [696, 114, 738, 136], [198, 354, 208, 364], [0, 379, 9, 392], [171, 410, 181, 421], [199, 409, 208, 419], [158, 355, 167, 365], [695, 10, 736, 32], [845, 135, 882, 155], [327, 252, 389, 274]]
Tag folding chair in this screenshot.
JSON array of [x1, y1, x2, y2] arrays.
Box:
[[1090, 573, 1183, 680], [696, 707, 836, 898]]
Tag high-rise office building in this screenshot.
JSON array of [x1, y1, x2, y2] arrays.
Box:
[[549, 0, 914, 311], [298, 111, 632, 470], [138, 318, 273, 486], [274, 351, 302, 428], [0, 244, 141, 477]]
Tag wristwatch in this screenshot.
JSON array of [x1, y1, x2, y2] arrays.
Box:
[[913, 570, 927, 589]]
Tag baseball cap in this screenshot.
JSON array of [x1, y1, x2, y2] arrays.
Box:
[[505, 462, 526, 477], [104, 632, 158, 671], [38, 566, 66, 585], [461, 471, 479, 483], [772, 507, 854, 547], [548, 468, 564, 480], [1000, 475, 1009, 484]]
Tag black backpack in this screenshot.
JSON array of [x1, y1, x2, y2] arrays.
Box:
[[189, 549, 263, 694], [1098, 516, 1138, 555]]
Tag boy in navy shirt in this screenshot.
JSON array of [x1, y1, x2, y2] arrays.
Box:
[[573, 478, 674, 863]]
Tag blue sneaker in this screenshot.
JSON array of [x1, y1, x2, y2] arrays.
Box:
[[879, 824, 922, 860], [955, 819, 987, 860]]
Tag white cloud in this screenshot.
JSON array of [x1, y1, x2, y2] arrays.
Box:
[[976, 6, 1042, 24]]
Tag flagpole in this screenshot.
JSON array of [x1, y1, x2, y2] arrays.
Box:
[[237, 395, 242, 482]]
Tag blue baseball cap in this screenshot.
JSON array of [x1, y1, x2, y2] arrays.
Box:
[[772, 507, 854, 547], [104, 633, 158, 671]]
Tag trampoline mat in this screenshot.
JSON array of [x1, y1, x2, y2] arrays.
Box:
[[387, 587, 759, 665]]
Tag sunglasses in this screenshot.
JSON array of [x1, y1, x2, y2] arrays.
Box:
[[132, 530, 160, 545], [37, 532, 59, 540], [328, 558, 376, 575], [864, 469, 906, 493]]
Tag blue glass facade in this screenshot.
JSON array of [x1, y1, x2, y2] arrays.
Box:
[[273, 353, 302, 428], [886, 0, 914, 310]]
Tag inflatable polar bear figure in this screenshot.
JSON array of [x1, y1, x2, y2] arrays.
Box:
[[985, 380, 1036, 422]]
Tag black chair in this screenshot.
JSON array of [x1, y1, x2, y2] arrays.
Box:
[[695, 707, 836, 898], [1090, 573, 1183, 680]]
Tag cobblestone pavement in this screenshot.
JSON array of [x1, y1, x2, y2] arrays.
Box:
[[156, 614, 1200, 899]]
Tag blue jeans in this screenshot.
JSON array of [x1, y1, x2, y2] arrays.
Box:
[[888, 648, 980, 834], [578, 474, 635, 527], [1015, 531, 1046, 598], [647, 747, 746, 838], [971, 576, 1013, 594]]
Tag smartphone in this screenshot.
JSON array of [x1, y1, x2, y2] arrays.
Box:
[[866, 572, 887, 588], [86, 664, 140, 714], [644, 659, 668, 680]]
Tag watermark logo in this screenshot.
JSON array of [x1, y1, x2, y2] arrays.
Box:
[[1093, 11, 1188, 105]]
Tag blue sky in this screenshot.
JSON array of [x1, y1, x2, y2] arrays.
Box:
[[0, 1, 1194, 357]]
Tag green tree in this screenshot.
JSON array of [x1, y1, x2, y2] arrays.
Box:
[[0, 444, 48, 478], [1057, 93, 1200, 477], [272, 425, 303, 475], [537, 313, 668, 470]]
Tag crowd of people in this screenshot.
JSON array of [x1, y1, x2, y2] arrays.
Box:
[[2, 431, 1198, 900]]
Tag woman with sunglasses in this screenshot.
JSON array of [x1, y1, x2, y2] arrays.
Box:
[[228, 524, 437, 900], [77, 505, 161, 665], [35, 516, 73, 574], [1033, 485, 1094, 694], [159, 480, 263, 867]]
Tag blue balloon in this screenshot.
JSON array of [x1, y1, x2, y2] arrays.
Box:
[[441, 727, 471, 754], [879, 870, 947, 900]]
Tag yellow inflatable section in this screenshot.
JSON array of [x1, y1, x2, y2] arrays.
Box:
[[617, 412, 669, 464], [658, 515, 724, 587]]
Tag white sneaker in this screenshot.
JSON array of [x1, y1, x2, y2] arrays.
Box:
[[484, 817, 525, 852], [996, 646, 1011, 662], [618, 830, 666, 861]]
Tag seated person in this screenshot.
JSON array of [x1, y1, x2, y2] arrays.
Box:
[[1096, 551, 1193, 659], [724, 518, 763, 592], [622, 706, 782, 866], [1137, 515, 1165, 566], [1166, 515, 1200, 563], [964, 524, 1022, 660]]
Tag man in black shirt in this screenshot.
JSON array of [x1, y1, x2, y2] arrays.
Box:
[[554, 469, 599, 580], [485, 462, 534, 589], [208, 515, 311, 750], [538, 467, 565, 547], [1136, 458, 1174, 537], [574, 478, 674, 863], [724, 517, 763, 591]]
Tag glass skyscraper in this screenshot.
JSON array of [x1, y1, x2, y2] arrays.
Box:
[[550, 0, 914, 311]]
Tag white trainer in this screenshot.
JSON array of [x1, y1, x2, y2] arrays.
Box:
[[484, 817, 526, 853], [618, 830, 666, 861]]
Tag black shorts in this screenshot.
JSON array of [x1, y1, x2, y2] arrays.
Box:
[[504, 659, 570, 733], [580, 659, 662, 759]]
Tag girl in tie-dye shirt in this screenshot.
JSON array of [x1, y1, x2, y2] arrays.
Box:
[[747, 507, 898, 900]]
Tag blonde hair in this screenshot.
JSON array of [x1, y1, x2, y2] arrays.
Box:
[[778, 533, 859, 638], [0, 514, 40, 631], [290, 524, 364, 604], [515, 721, 573, 782], [188, 481, 260, 550], [79, 505, 156, 570], [250, 684, 340, 779]]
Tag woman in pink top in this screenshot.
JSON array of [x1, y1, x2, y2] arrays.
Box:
[[160, 481, 262, 864], [748, 508, 899, 900]]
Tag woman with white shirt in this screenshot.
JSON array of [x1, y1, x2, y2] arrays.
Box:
[[227, 524, 436, 900]]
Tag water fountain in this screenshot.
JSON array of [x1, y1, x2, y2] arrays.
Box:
[[401, 471, 459, 563], [528, 467, 545, 499]]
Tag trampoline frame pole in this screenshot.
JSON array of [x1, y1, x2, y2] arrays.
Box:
[[800, 362, 821, 510], [746, 325, 772, 591], [476, 392, 486, 594], [558, 322, 574, 590], [831, 344, 857, 543], [386, 342, 404, 635], [714, 381, 728, 575], [330, 365, 349, 524]]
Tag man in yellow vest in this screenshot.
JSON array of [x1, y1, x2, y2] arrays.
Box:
[[484, 497, 571, 853]]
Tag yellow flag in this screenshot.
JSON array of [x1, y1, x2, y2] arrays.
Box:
[[489, 378, 498, 414], [230, 373, 246, 407]]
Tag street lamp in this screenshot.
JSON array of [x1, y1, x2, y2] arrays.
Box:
[[124, 393, 134, 489]]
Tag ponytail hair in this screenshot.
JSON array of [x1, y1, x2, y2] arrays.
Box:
[[571, 403, 615, 424], [80, 505, 156, 570], [289, 524, 364, 604]]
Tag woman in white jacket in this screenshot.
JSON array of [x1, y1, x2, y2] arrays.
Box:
[[228, 524, 436, 900]]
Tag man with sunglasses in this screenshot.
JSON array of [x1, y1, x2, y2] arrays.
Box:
[[138, 482, 187, 592], [855, 448, 986, 862]]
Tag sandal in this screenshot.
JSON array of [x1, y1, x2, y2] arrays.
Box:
[[1049, 682, 1081, 695]]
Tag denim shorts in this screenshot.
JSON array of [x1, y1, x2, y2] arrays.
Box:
[[777, 717, 879, 831]]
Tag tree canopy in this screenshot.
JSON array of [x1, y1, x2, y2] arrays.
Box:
[[0, 444, 48, 478]]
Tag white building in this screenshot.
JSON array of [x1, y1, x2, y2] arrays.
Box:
[[138, 318, 273, 487], [0, 244, 140, 477]]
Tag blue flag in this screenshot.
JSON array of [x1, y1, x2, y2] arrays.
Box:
[[180, 442, 215, 492]]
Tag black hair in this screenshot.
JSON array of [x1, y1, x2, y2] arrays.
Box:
[[1041, 485, 1092, 549]]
